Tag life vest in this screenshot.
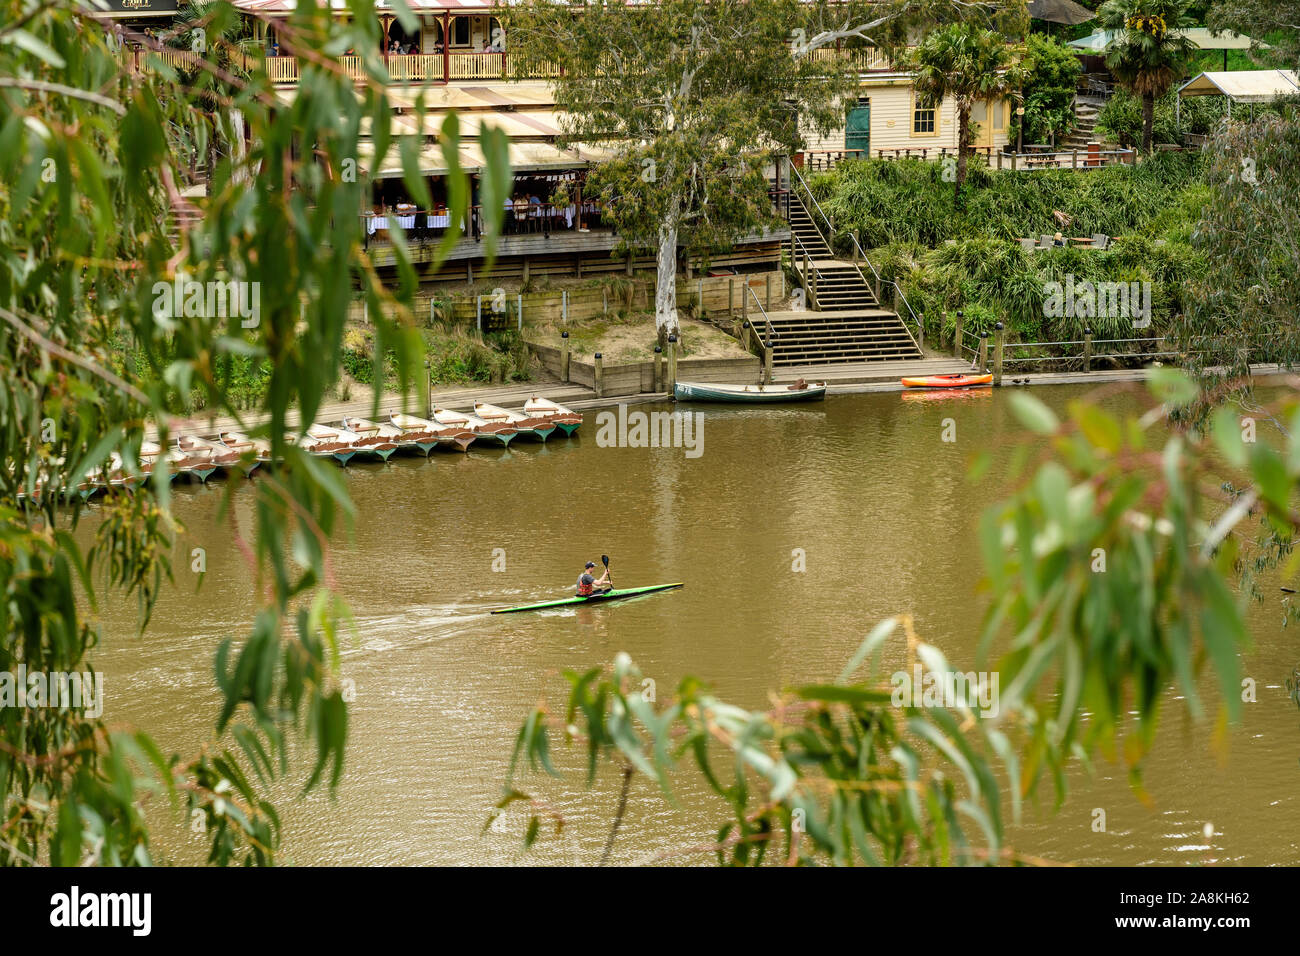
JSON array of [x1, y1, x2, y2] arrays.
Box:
[[576, 573, 594, 596]]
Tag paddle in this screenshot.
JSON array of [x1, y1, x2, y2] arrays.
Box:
[[601, 554, 612, 590]]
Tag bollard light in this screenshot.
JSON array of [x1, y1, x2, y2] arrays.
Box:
[[995, 321, 1004, 331], [561, 330, 568, 339], [654, 345, 662, 353], [594, 352, 602, 359]]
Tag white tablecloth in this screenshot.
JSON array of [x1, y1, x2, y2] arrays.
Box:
[[427, 214, 450, 228]]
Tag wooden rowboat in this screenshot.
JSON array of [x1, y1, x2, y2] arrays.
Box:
[[473, 402, 557, 442], [673, 379, 827, 403], [523, 396, 583, 436], [432, 407, 517, 447], [219, 431, 273, 474], [899, 373, 994, 389], [388, 412, 475, 454], [296, 425, 364, 465], [341, 417, 405, 461], [173, 436, 228, 482]]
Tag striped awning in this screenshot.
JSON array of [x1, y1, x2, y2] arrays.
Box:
[[356, 138, 616, 178]]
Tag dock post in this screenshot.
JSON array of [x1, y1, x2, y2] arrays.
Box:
[[476, 295, 482, 333], [978, 331, 989, 372], [763, 343, 773, 384], [698, 279, 704, 316], [729, 278, 736, 320], [741, 320, 751, 353], [563, 290, 569, 324], [517, 294, 523, 332], [667, 334, 678, 390], [593, 352, 604, 398], [765, 274, 772, 310], [953, 310, 964, 359], [626, 252, 633, 277], [654, 345, 663, 392], [741, 282, 749, 323], [1083, 327, 1093, 372], [917, 312, 925, 352], [561, 330, 570, 383], [993, 321, 1005, 386]]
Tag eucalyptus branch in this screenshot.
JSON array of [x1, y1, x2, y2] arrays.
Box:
[[0, 77, 125, 114]]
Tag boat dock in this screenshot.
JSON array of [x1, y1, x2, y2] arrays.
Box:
[[42, 358, 1286, 503]]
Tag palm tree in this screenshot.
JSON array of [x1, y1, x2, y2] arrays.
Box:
[[906, 24, 1026, 201], [1098, 0, 1195, 153]]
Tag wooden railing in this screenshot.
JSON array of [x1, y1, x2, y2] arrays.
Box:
[[152, 50, 563, 85], [803, 46, 894, 72], [124, 45, 871, 86]]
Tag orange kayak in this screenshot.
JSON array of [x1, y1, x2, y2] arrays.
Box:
[[900, 373, 994, 389]]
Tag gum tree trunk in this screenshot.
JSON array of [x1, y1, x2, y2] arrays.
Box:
[[655, 193, 681, 341]]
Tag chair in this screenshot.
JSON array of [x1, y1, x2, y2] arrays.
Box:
[[1090, 233, 1109, 250], [1019, 238, 1036, 253], [1039, 234, 1054, 249]]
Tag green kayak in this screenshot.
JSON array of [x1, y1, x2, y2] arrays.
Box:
[[491, 583, 684, 614]]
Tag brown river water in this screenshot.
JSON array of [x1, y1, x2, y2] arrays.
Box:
[[78, 384, 1300, 865]]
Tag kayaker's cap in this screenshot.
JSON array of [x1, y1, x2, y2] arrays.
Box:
[[585, 561, 596, 568]]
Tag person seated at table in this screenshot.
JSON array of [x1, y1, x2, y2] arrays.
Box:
[[1052, 232, 1065, 247]]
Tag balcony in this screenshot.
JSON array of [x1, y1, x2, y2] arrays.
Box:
[[122, 47, 562, 85], [122, 45, 885, 87]]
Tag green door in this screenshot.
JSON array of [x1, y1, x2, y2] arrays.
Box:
[[846, 101, 870, 156]]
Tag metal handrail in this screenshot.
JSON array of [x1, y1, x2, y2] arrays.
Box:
[[789, 163, 883, 286], [745, 282, 776, 348], [890, 281, 924, 350], [788, 230, 820, 304]]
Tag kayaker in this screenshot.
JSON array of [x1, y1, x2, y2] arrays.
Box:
[[576, 561, 611, 597]]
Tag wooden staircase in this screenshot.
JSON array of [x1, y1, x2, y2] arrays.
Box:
[[784, 180, 922, 363], [766, 308, 929, 366]]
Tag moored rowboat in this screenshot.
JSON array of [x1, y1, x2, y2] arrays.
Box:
[[899, 373, 994, 389], [473, 402, 557, 442], [296, 425, 364, 465], [673, 380, 827, 403], [432, 407, 517, 447], [341, 417, 405, 461], [522, 395, 583, 436], [388, 412, 475, 454], [490, 582, 684, 614], [218, 431, 273, 474]]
